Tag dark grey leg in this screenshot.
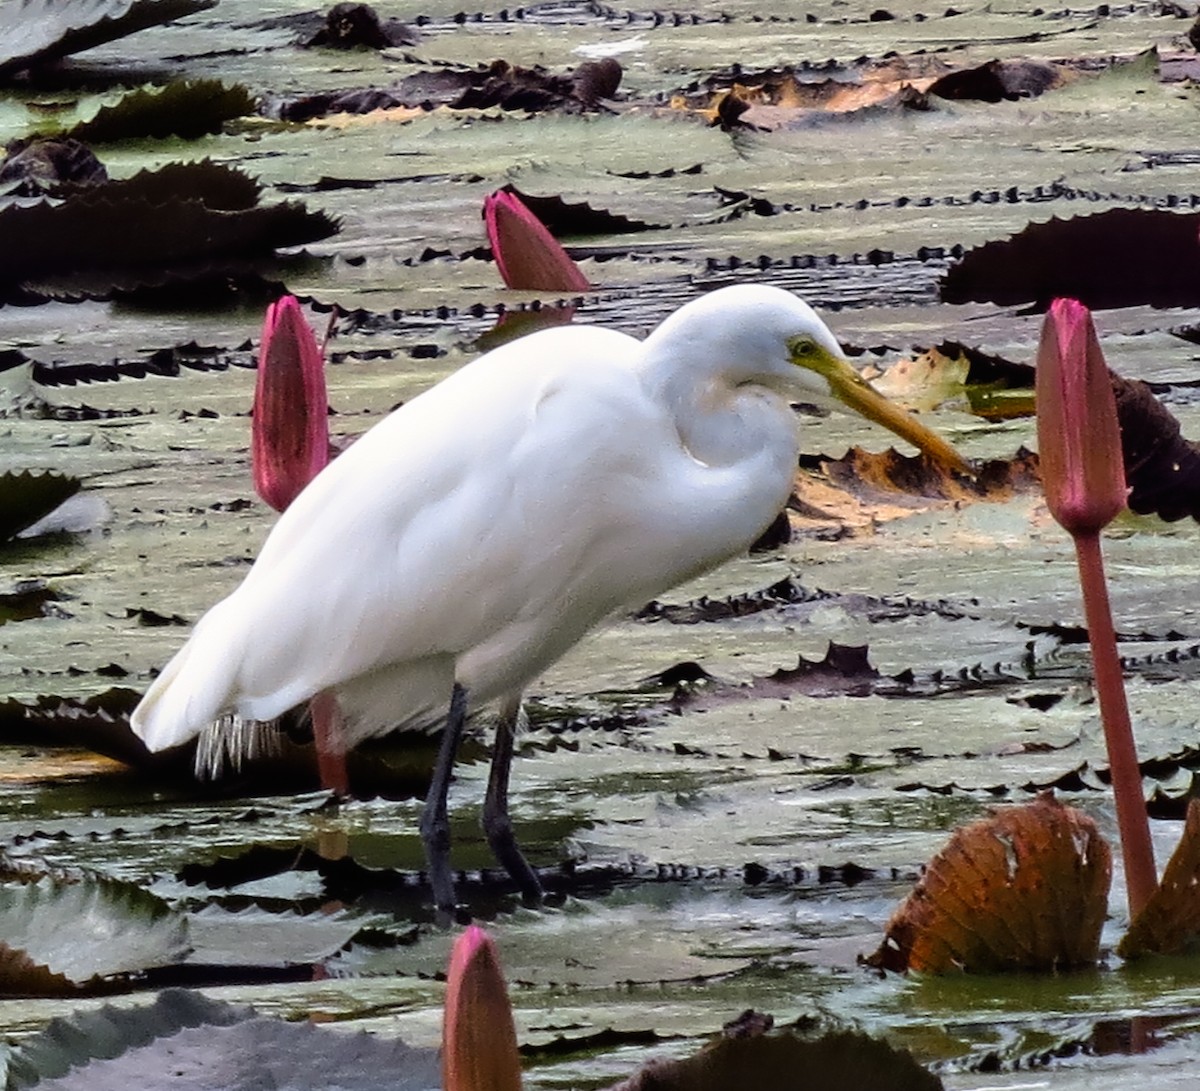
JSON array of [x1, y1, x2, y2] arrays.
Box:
[[419, 682, 469, 913], [482, 695, 543, 903]]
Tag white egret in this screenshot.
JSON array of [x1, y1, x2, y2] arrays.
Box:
[[131, 284, 967, 912]]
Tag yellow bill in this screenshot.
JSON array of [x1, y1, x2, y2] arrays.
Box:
[[811, 350, 971, 476]]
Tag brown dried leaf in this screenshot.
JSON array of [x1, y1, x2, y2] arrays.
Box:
[[863, 347, 971, 411], [867, 793, 1111, 973], [669, 57, 949, 129], [788, 448, 1040, 538], [0, 942, 79, 997], [1118, 799, 1200, 958], [304, 104, 428, 129], [819, 446, 971, 502]]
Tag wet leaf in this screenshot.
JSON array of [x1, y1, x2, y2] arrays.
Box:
[[1118, 799, 1200, 959], [0, 942, 79, 998], [473, 303, 578, 352], [497, 184, 661, 236], [867, 793, 1111, 973], [670, 642, 881, 710], [0, 0, 218, 78], [0, 689, 157, 766], [813, 446, 975, 503], [184, 903, 380, 968], [0, 471, 81, 543]]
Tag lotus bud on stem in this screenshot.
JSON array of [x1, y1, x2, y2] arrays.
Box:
[[484, 189, 591, 292], [443, 925, 523, 1091], [252, 295, 348, 797], [1036, 297, 1156, 919]]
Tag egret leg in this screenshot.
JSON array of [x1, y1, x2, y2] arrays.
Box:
[[482, 695, 543, 903], [309, 689, 349, 797], [420, 682, 469, 913]]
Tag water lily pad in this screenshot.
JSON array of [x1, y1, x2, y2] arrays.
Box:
[[0, 871, 189, 991], [3, 987, 439, 1091], [0, 0, 218, 78], [69, 80, 257, 143]]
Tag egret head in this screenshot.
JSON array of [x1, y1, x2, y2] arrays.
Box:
[[660, 285, 969, 476]]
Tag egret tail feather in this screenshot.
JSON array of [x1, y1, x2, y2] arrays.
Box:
[[195, 714, 281, 778]]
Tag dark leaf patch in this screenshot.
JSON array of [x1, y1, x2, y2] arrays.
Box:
[[24, 341, 242, 388], [607, 1026, 943, 1091], [0, 137, 107, 195], [0, 471, 81, 543], [1114, 372, 1200, 522], [492, 183, 659, 236], [940, 208, 1200, 310], [68, 80, 256, 143], [0, 580, 71, 625], [272, 57, 621, 122], [304, 2, 419, 49], [0, 161, 336, 304], [929, 59, 1065, 102]]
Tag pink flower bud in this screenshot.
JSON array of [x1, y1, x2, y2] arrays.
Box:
[[252, 296, 329, 512], [484, 189, 590, 293], [442, 925, 522, 1091], [1036, 298, 1128, 533]]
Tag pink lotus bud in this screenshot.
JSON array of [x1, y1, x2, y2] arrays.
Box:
[[252, 295, 329, 512], [442, 925, 522, 1091], [1036, 298, 1127, 533], [484, 189, 591, 293]]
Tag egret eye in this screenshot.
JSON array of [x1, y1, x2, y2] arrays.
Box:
[[788, 335, 819, 361]]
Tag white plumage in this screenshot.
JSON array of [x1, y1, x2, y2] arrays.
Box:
[[131, 284, 965, 909]]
